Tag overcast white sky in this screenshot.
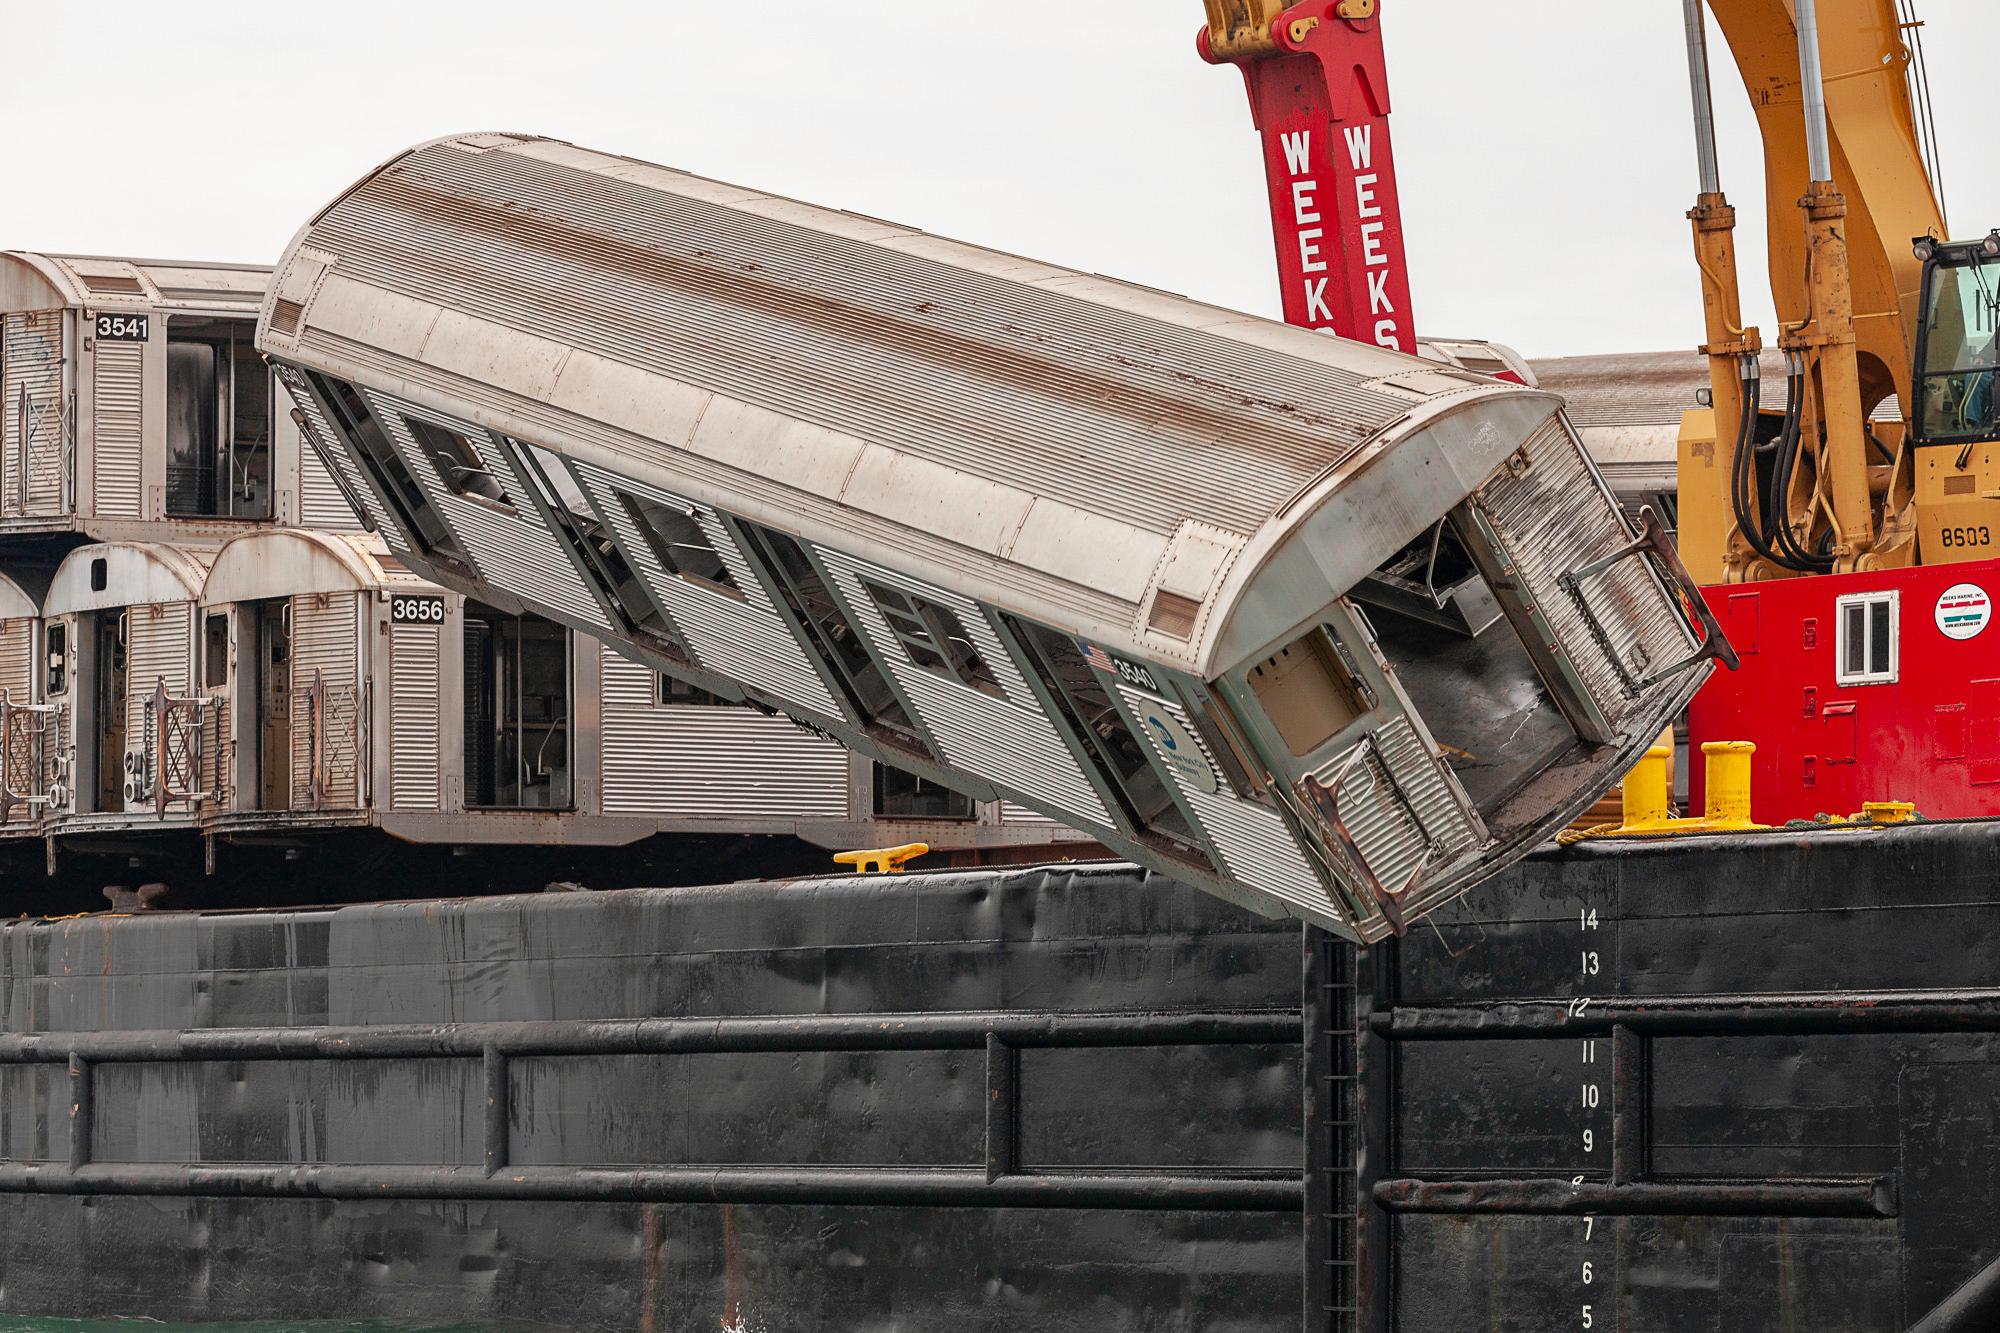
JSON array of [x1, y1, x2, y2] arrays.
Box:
[[1, 2, 1990, 358]]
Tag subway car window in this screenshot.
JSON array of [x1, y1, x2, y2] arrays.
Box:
[[164, 317, 272, 519], [405, 418, 509, 505], [872, 764, 974, 820], [45, 623, 66, 695], [203, 614, 228, 690], [620, 493, 740, 595], [463, 603, 572, 809]]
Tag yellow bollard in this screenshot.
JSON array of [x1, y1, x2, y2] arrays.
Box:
[[832, 842, 930, 875], [1856, 801, 1916, 824], [1699, 741, 1758, 829], [1620, 745, 1676, 829]]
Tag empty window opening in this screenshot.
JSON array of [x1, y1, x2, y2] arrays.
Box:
[[658, 674, 732, 707], [863, 581, 1004, 699], [621, 493, 740, 596], [1836, 591, 1898, 686], [165, 317, 272, 519], [735, 523, 927, 750], [45, 623, 66, 696], [1005, 616, 1201, 850], [304, 372, 468, 566], [463, 602, 572, 810], [507, 440, 682, 655], [872, 764, 975, 821], [89, 558, 107, 592], [1248, 630, 1371, 759], [203, 613, 228, 690], [404, 417, 510, 505]]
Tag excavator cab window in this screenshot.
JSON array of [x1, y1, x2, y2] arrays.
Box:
[[1914, 248, 2000, 445]]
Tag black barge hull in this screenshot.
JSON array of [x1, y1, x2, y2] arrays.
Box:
[[0, 822, 1993, 1329]]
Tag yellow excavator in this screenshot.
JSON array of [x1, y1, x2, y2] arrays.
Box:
[[1675, 0, 1981, 583]]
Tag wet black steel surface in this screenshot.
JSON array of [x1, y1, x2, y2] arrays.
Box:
[[0, 819, 1998, 1329], [0, 862, 1309, 1330]]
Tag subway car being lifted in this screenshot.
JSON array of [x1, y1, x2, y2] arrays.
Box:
[[256, 133, 1731, 941]]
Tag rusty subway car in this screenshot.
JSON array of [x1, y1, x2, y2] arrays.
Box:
[[259, 132, 1729, 940]]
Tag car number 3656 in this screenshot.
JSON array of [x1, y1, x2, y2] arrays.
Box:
[[390, 596, 446, 624]]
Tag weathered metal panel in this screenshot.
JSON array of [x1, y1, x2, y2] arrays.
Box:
[[125, 603, 190, 805], [366, 386, 613, 633], [574, 460, 843, 719], [389, 623, 440, 810], [1332, 715, 1480, 900], [277, 366, 393, 540], [1476, 415, 1692, 721], [291, 592, 360, 809], [90, 341, 143, 519], [1, 310, 65, 518], [1118, 684, 1329, 919], [820, 550, 1113, 830], [0, 619, 32, 708], [598, 645, 847, 819]]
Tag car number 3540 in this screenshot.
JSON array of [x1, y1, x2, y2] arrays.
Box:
[[390, 596, 446, 624]]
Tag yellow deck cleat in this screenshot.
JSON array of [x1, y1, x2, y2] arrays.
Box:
[[832, 842, 931, 875]]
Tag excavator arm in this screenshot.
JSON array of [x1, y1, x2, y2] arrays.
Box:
[[1678, 0, 1946, 581]]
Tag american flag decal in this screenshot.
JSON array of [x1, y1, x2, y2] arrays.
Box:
[[1079, 640, 1117, 674]]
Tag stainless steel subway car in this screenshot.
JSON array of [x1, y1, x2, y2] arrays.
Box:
[[1, 533, 1080, 863], [257, 133, 1729, 941], [0, 253, 361, 543]]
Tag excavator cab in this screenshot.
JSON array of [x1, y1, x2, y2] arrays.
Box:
[[1911, 233, 2000, 447], [1909, 232, 2000, 562]]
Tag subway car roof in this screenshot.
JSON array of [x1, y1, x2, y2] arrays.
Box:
[[46, 543, 215, 616], [0, 253, 269, 315], [203, 530, 431, 604], [0, 569, 43, 622], [261, 132, 1566, 678]]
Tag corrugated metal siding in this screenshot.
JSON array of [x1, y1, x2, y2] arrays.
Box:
[[126, 604, 191, 808], [276, 366, 394, 539], [1476, 417, 1694, 723], [1330, 716, 1480, 902], [0, 620, 32, 707], [291, 593, 360, 808], [820, 552, 1114, 832], [298, 444, 362, 530], [598, 647, 847, 818], [306, 140, 1415, 539], [572, 460, 843, 719], [390, 623, 440, 810], [999, 802, 1059, 827], [209, 679, 234, 813], [365, 387, 613, 632], [91, 343, 143, 519], [1, 311, 65, 517], [1115, 684, 1332, 919]]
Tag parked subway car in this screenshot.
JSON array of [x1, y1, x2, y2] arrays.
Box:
[[0, 252, 359, 546], [0, 533, 1077, 871], [256, 133, 1730, 941]]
